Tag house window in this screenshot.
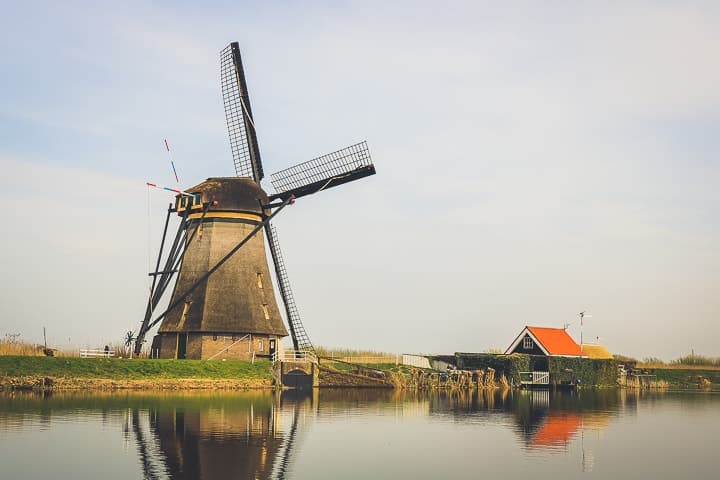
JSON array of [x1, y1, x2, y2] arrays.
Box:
[[262, 304, 270, 320], [257, 273, 263, 289], [523, 337, 533, 350], [258, 340, 264, 351]]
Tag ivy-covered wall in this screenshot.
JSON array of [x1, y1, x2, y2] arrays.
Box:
[[548, 357, 618, 387], [454, 353, 530, 383], [455, 353, 618, 387]]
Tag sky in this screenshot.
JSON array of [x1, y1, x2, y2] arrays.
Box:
[[0, 1, 718, 360]]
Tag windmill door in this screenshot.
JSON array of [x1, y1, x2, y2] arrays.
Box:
[[177, 334, 187, 359], [269, 339, 276, 357]]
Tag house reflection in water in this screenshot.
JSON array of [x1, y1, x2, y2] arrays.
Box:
[[509, 389, 636, 471], [511, 389, 630, 450], [129, 391, 315, 480]]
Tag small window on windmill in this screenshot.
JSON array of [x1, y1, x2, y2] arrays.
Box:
[[191, 193, 202, 208], [262, 304, 270, 320], [523, 336, 533, 350], [256, 273, 264, 289]]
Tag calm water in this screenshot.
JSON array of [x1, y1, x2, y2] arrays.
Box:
[[0, 388, 717, 479]]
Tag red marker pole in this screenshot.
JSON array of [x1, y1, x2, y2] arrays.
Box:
[[164, 139, 180, 184], [146, 182, 193, 197]]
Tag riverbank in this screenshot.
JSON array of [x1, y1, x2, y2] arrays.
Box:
[[2, 355, 718, 392], [0, 356, 273, 390], [646, 366, 720, 391]]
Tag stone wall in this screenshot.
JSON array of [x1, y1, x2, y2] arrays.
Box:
[[153, 333, 282, 360]]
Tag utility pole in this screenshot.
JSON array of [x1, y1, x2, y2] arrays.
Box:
[[579, 311, 592, 351]]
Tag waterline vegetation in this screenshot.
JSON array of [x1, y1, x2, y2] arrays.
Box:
[[1, 340, 718, 392]]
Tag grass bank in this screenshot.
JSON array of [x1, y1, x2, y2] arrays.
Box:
[[0, 356, 273, 391], [648, 366, 720, 390]]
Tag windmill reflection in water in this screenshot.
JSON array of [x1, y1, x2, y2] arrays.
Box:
[[125, 390, 315, 480]]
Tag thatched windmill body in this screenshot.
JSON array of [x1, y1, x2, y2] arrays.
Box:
[[135, 43, 375, 359]]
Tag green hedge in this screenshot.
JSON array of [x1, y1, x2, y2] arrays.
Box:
[[454, 353, 530, 384], [454, 353, 617, 387], [548, 357, 617, 387]]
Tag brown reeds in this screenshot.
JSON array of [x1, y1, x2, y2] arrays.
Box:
[[0, 340, 44, 357]]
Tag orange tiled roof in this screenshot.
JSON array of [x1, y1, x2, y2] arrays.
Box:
[[527, 326, 583, 356]]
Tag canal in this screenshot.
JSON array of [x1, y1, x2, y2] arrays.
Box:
[[1, 388, 717, 478]]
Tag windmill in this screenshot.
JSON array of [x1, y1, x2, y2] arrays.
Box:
[[134, 42, 375, 359]]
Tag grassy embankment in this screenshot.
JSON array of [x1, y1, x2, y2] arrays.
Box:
[[635, 365, 720, 391], [0, 356, 273, 391]]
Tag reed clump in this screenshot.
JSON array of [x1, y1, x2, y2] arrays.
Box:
[[0, 340, 44, 357]]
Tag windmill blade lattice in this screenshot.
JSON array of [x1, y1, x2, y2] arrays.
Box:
[[269, 141, 374, 200], [220, 43, 264, 182], [265, 223, 314, 353]]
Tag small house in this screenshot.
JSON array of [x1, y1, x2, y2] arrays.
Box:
[[505, 326, 584, 357]]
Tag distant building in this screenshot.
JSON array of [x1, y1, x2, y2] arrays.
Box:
[[505, 326, 585, 357], [580, 344, 613, 359]]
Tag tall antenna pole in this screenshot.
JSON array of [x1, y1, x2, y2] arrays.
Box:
[[578, 311, 592, 351]]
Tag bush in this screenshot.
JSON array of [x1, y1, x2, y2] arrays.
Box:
[[642, 357, 665, 365], [0, 339, 44, 357], [671, 354, 720, 367], [454, 353, 530, 384], [548, 357, 618, 387], [613, 354, 638, 364]]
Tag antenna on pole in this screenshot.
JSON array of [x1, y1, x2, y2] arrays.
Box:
[[579, 311, 592, 349]]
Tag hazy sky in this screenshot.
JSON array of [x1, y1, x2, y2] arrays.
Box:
[[1, 1, 718, 360]]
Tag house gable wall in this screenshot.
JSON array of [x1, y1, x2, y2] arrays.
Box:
[[509, 334, 546, 356]]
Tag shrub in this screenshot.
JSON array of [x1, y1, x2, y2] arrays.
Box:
[[671, 354, 720, 367]]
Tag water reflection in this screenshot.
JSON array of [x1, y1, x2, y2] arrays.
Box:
[[509, 389, 622, 451], [1, 389, 716, 479], [124, 390, 317, 480], [121, 389, 636, 478]]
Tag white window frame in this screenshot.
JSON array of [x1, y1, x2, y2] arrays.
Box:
[[523, 336, 533, 350]]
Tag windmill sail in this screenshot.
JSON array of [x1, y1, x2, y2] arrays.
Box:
[[269, 141, 375, 200], [265, 223, 314, 353], [220, 42, 313, 354], [220, 42, 264, 182]]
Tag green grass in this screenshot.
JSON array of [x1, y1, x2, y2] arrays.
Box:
[[650, 367, 720, 390], [0, 356, 273, 381]]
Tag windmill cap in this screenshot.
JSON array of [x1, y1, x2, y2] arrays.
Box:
[[185, 177, 269, 214]]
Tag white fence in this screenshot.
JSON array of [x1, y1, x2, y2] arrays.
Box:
[[519, 371, 550, 385], [329, 356, 399, 364], [80, 349, 114, 358], [402, 354, 431, 369], [273, 350, 318, 364]]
